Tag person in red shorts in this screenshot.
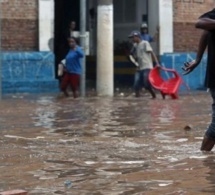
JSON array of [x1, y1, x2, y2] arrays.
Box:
[[60, 37, 84, 98]]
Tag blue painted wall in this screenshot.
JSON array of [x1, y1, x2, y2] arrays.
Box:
[[87, 53, 208, 91], [2, 52, 59, 94], [161, 53, 207, 90], [1, 52, 207, 94]]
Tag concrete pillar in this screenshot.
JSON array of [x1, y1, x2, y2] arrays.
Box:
[[158, 0, 173, 55], [97, 0, 113, 96], [148, 0, 159, 55], [39, 0, 54, 51], [80, 0, 86, 97]]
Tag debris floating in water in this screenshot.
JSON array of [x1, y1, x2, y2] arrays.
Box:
[[64, 180, 72, 189], [184, 125, 192, 131]]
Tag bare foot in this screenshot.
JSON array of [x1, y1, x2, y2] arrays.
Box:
[[201, 136, 215, 151]]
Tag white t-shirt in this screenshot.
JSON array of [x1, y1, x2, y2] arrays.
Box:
[[70, 31, 79, 38], [60, 59, 66, 66], [133, 40, 153, 70]]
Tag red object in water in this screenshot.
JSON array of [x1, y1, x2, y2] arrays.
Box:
[[0, 190, 27, 195], [149, 66, 189, 99]]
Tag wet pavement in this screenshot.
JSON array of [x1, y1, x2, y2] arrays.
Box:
[[0, 91, 215, 195]]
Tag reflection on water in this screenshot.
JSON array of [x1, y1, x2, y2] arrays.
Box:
[[0, 93, 215, 194]]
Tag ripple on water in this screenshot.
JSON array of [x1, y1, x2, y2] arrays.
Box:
[[1, 94, 214, 194]]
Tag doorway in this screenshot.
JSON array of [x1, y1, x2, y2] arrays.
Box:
[[54, 0, 80, 74]]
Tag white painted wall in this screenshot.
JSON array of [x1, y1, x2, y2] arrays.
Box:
[[158, 0, 173, 54], [39, 0, 54, 51]]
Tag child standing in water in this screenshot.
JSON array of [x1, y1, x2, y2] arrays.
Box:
[[60, 37, 84, 98]]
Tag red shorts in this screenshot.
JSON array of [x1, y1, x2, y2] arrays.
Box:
[[60, 72, 80, 92]]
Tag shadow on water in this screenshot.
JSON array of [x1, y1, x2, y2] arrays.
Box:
[[0, 93, 215, 194]]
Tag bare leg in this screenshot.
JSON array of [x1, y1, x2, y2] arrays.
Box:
[[200, 136, 215, 151], [148, 88, 156, 99], [161, 92, 165, 99], [73, 90, 78, 98], [135, 90, 140, 97], [201, 89, 215, 151], [61, 73, 69, 97], [63, 90, 69, 97], [143, 69, 156, 99]]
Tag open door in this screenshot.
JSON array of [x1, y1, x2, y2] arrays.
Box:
[[54, 0, 80, 77]]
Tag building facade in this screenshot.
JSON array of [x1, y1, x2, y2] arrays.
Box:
[[1, 0, 214, 93], [2, 0, 213, 53]]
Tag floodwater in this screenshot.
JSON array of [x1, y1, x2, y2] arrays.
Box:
[[0, 92, 215, 195]]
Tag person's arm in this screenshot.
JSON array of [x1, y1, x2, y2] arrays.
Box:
[[152, 26, 159, 42], [196, 18, 215, 30], [182, 30, 208, 75], [145, 41, 160, 66], [130, 43, 137, 55], [149, 51, 159, 66], [127, 44, 139, 67], [75, 46, 84, 58], [195, 30, 208, 64], [148, 35, 153, 42]]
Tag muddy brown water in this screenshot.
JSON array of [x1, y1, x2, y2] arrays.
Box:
[[0, 92, 215, 195]]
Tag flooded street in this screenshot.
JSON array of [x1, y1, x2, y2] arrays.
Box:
[[1, 92, 215, 195]]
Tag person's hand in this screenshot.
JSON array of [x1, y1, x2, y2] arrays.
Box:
[[182, 60, 198, 75], [136, 66, 140, 71]]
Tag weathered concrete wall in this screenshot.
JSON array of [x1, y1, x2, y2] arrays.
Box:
[[2, 0, 38, 51], [173, 0, 214, 52]]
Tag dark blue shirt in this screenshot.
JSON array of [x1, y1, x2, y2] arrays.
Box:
[[141, 33, 153, 42]]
